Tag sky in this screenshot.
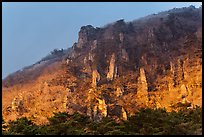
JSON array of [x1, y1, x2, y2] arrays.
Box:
[[2, 2, 202, 79]]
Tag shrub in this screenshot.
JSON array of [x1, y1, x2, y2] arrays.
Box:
[[104, 129, 127, 135], [7, 117, 38, 135], [4, 107, 202, 135], [48, 112, 69, 125]]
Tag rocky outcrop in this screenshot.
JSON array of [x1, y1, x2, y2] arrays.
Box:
[[179, 84, 190, 104], [77, 25, 96, 48], [168, 61, 176, 97], [169, 59, 184, 88], [92, 105, 98, 121], [138, 68, 148, 93], [92, 69, 101, 87], [119, 33, 124, 43], [86, 88, 107, 121], [11, 94, 25, 116], [107, 53, 117, 81], [88, 52, 94, 62], [91, 40, 97, 51], [97, 98, 107, 118], [115, 86, 124, 97], [82, 52, 95, 74], [121, 49, 129, 62], [2, 6, 202, 124], [121, 107, 127, 120], [136, 68, 149, 106], [63, 89, 74, 114], [66, 57, 73, 65], [87, 88, 97, 120], [183, 58, 189, 80]]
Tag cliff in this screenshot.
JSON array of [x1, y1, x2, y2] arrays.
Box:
[[2, 6, 202, 124]]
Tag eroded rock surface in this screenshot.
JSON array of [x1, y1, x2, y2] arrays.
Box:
[[2, 6, 202, 124]]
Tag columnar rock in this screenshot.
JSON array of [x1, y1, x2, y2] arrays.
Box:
[[91, 40, 97, 51], [107, 53, 117, 80], [11, 97, 18, 111], [89, 99, 107, 122], [115, 86, 124, 97], [11, 94, 24, 115], [176, 59, 184, 81], [183, 58, 189, 80], [97, 98, 107, 117], [170, 61, 174, 74], [92, 69, 101, 87], [180, 84, 188, 97], [121, 107, 127, 120], [138, 68, 148, 92], [136, 68, 149, 106], [141, 55, 148, 65], [93, 105, 98, 121], [119, 33, 124, 42], [87, 88, 95, 119], [168, 61, 175, 92], [88, 52, 94, 62], [83, 53, 94, 74], [170, 60, 184, 84], [121, 49, 129, 62], [170, 59, 185, 87], [114, 66, 118, 78], [83, 57, 88, 64], [179, 84, 191, 104]]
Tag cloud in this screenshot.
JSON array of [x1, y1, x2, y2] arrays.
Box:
[[189, 2, 202, 7]]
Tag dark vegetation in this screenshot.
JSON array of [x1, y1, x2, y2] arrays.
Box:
[[2, 107, 202, 135]]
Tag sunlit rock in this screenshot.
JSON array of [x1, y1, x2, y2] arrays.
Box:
[[97, 98, 107, 117], [107, 53, 117, 81], [92, 69, 101, 87], [115, 86, 124, 97], [136, 68, 149, 106], [121, 107, 127, 120]]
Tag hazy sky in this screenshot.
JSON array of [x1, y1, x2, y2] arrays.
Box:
[[2, 2, 202, 78]]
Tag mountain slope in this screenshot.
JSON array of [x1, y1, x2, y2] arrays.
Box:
[[2, 6, 202, 124]]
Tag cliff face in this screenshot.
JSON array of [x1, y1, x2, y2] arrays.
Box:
[[107, 53, 117, 81], [2, 6, 202, 124]]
